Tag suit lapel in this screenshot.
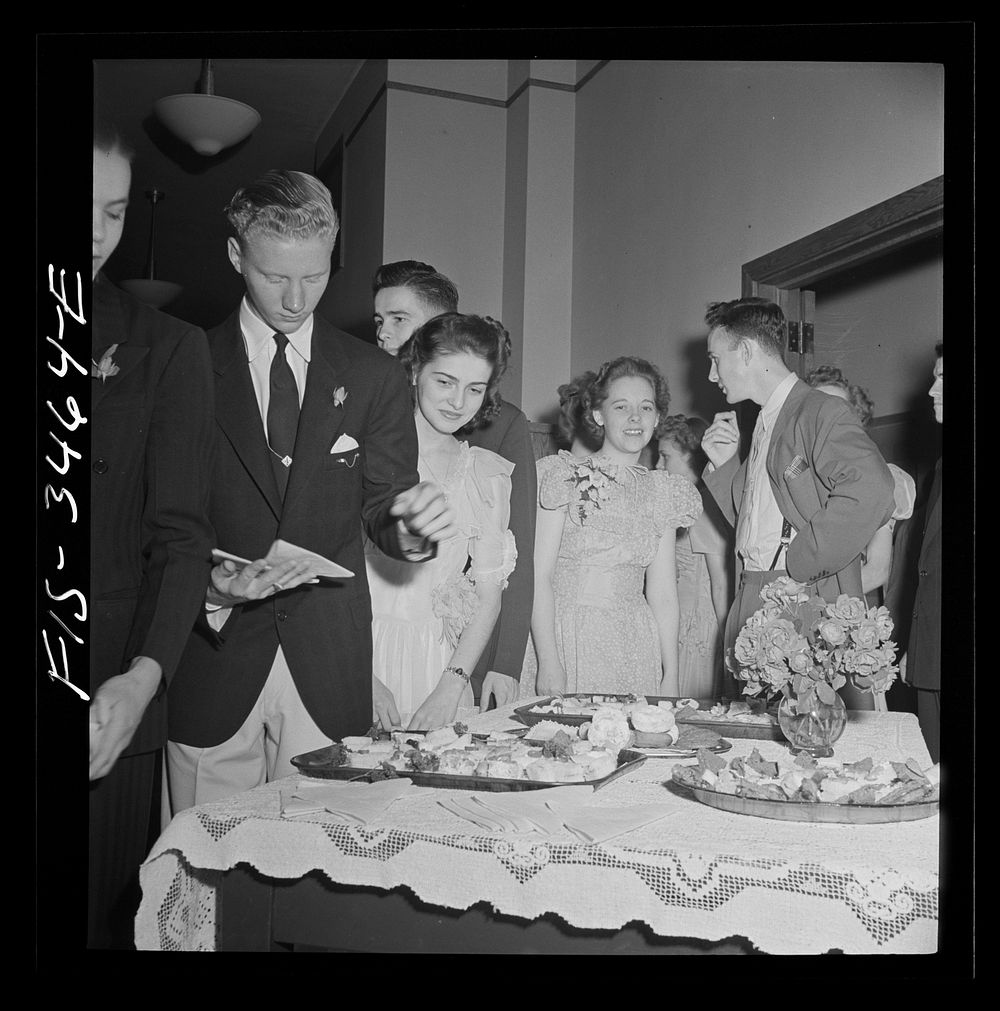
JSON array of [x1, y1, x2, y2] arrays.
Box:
[[283, 317, 357, 511], [212, 312, 283, 519], [764, 378, 809, 525], [920, 459, 942, 561], [766, 379, 808, 477], [91, 280, 150, 408]]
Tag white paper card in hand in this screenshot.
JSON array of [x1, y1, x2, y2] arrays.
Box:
[[264, 539, 354, 579], [211, 548, 253, 567]]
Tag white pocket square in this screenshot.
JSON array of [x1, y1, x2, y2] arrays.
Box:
[[330, 434, 359, 454]]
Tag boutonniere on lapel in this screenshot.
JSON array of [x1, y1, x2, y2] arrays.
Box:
[[91, 344, 120, 383], [332, 386, 348, 408]]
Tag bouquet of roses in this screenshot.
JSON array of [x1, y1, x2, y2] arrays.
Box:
[[733, 576, 898, 712]]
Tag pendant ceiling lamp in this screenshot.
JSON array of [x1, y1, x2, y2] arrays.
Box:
[[153, 58, 261, 157], [120, 189, 183, 309]]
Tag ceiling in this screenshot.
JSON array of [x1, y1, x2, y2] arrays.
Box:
[[95, 58, 364, 326]]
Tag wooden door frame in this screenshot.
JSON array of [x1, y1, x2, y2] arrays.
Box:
[[741, 175, 943, 296], [741, 174, 944, 493]]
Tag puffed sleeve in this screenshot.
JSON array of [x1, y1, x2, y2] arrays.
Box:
[[467, 448, 517, 588], [537, 451, 576, 510], [653, 472, 703, 532], [888, 463, 916, 525], [688, 484, 732, 556]]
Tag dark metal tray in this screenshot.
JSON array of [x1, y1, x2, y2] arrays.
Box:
[[671, 780, 939, 824], [291, 741, 647, 793], [514, 694, 783, 741]]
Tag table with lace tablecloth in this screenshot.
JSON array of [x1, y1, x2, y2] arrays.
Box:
[[135, 704, 938, 953]]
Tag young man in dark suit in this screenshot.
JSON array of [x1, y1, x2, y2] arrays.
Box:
[[888, 344, 943, 760], [372, 261, 536, 712], [165, 172, 454, 813], [700, 297, 896, 707], [89, 126, 215, 946]]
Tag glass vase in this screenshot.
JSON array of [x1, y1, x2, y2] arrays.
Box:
[[777, 691, 847, 758]]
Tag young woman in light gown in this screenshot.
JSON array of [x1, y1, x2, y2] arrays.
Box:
[[366, 313, 517, 731], [527, 357, 702, 698]]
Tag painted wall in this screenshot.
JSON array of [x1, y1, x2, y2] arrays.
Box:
[[387, 59, 508, 102], [516, 83, 576, 424], [570, 60, 944, 425], [381, 87, 507, 322], [380, 66, 512, 402], [316, 61, 388, 340]]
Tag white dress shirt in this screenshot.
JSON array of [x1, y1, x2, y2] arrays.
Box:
[[207, 299, 429, 632], [240, 298, 312, 425], [735, 371, 799, 571], [206, 301, 313, 628]]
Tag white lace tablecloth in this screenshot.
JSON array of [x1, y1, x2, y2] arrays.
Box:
[[135, 705, 938, 953]]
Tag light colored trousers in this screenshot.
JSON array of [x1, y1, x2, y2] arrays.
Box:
[[164, 648, 330, 824]]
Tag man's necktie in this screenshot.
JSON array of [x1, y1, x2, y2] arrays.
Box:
[[735, 415, 765, 560], [267, 332, 299, 499]]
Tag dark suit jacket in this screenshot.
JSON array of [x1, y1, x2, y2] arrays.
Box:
[[902, 459, 942, 690], [91, 277, 215, 756], [168, 310, 421, 747], [465, 399, 537, 692], [704, 378, 895, 601]]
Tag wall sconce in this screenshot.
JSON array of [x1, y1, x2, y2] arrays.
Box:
[[120, 189, 183, 309], [153, 58, 261, 157]]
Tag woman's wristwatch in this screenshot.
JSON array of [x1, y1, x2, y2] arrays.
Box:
[[444, 665, 470, 684]]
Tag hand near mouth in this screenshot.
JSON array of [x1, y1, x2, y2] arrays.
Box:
[[702, 411, 740, 469]]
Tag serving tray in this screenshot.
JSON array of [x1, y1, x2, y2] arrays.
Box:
[[628, 734, 733, 759], [523, 724, 732, 759], [514, 694, 783, 741], [670, 781, 939, 824], [291, 744, 647, 793]]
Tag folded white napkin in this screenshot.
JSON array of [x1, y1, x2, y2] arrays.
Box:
[[438, 787, 675, 842], [330, 433, 359, 453], [439, 790, 573, 834], [281, 777, 415, 823], [545, 800, 677, 844]]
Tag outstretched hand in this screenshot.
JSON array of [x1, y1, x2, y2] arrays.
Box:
[[390, 481, 457, 544], [407, 675, 466, 731], [373, 676, 402, 731], [89, 657, 161, 780], [702, 411, 740, 469], [481, 671, 519, 711], [207, 556, 320, 609], [535, 659, 568, 697]]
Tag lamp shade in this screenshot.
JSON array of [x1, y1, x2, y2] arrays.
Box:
[[153, 93, 261, 156]]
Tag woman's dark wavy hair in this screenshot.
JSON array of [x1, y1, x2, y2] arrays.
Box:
[[659, 414, 709, 470], [399, 311, 510, 434], [580, 356, 671, 442], [804, 364, 875, 429], [556, 370, 602, 450]]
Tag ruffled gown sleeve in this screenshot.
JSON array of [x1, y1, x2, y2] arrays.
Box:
[[887, 463, 916, 530], [467, 447, 517, 588]]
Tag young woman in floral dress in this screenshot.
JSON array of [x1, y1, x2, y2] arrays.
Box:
[[528, 357, 702, 697], [366, 314, 516, 730]]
